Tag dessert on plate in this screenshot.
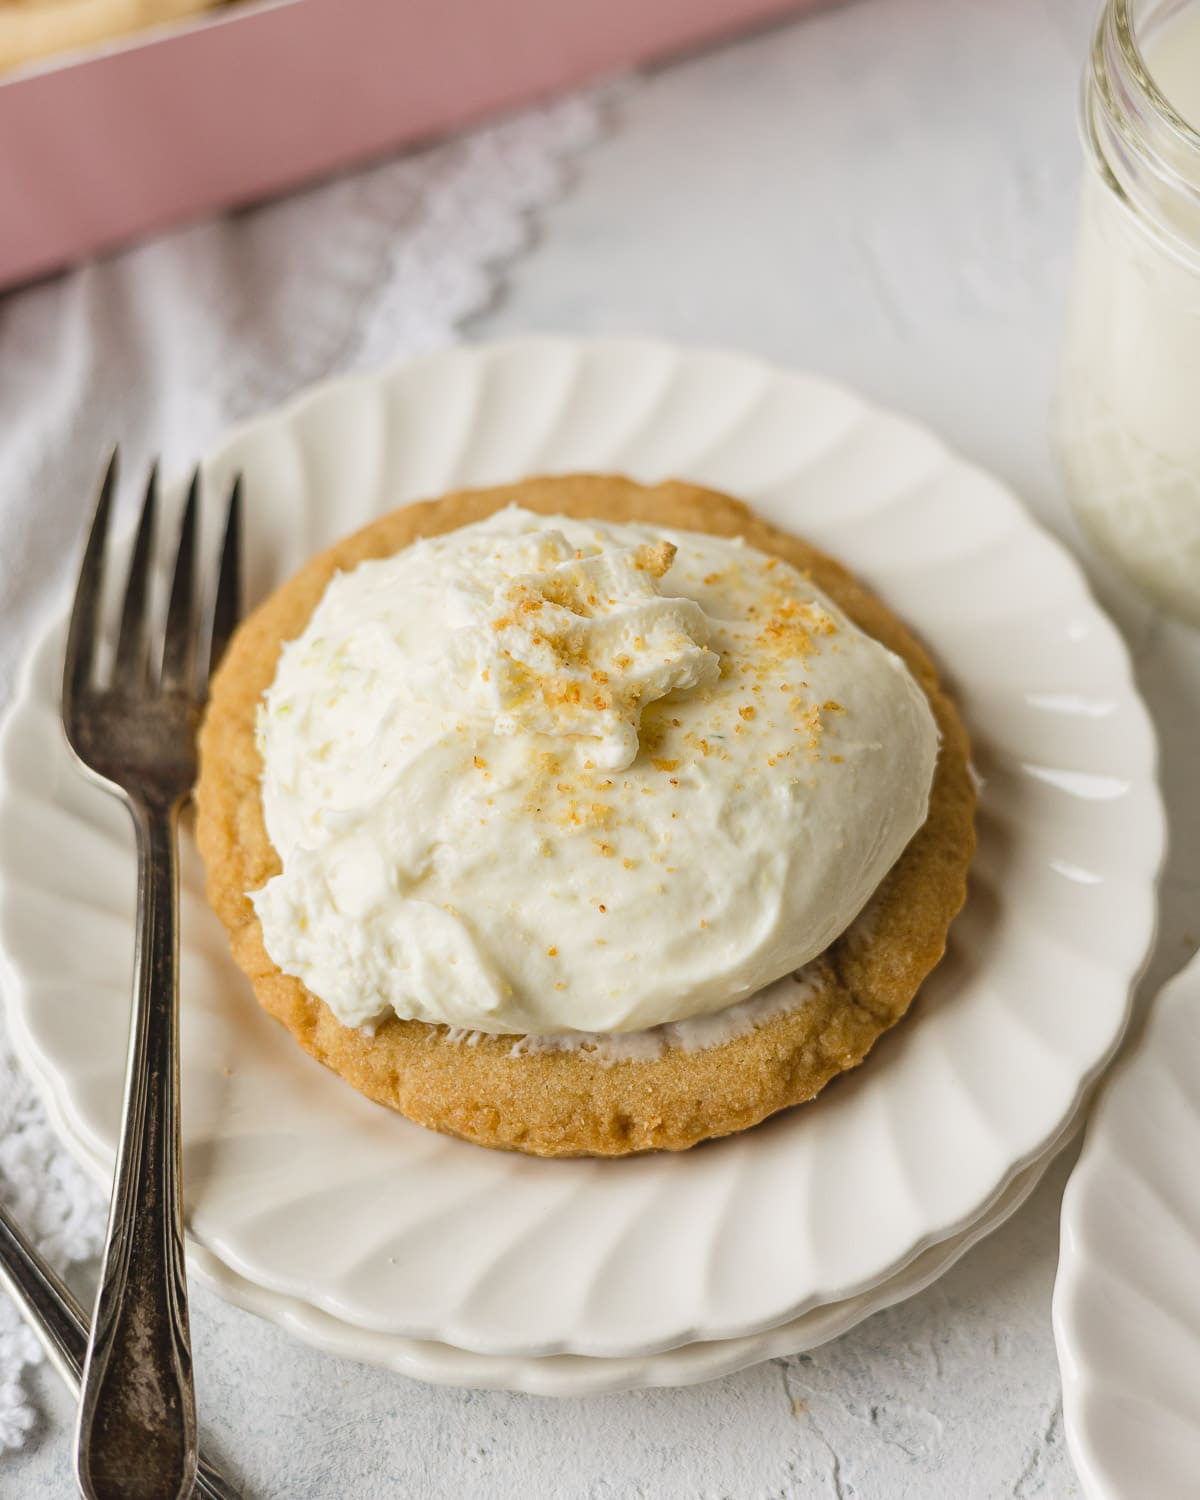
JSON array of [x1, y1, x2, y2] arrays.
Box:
[[0, 0, 220, 71], [196, 475, 975, 1157]]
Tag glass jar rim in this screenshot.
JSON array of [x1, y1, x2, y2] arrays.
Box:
[[1110, 0, 1200, 155], [1083, 0, 1200, 270]]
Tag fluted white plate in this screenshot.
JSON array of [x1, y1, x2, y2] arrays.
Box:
[[1055, 950, 1200, 1499], [0, 337, 1163, 1362]]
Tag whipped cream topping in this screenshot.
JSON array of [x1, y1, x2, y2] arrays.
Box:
[[252, 507, 938, 1035], [437, 531, 719, 771]]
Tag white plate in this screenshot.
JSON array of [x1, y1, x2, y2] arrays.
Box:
[[1055, 950, 1200, 1499], [0, 337, 1163, 1360]]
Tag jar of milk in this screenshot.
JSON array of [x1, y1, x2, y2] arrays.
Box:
[[1057, 0, 1200, 623]]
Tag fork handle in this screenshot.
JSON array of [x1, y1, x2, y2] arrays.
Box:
[[0, 1205, 240, 1500], [76, 800, 197, 1500]]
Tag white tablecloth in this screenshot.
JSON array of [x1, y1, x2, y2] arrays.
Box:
[[0, 85, 605, 1453]]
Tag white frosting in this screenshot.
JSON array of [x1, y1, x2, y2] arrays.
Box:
[[506, 965, 823, 1064], [252, 507, 938, 1035]]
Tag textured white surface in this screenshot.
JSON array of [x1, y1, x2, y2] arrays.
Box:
[[2, 0, 1200, 1495]]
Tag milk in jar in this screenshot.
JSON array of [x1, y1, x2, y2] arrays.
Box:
[[1058, 0, 1200, 622]]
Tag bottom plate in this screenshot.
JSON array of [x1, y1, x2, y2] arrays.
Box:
[[193, 1148, 1051, 1395], [15, 984, 1075, 1395]]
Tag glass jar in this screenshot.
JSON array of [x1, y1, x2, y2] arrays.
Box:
[[1057, 0, 1200, 624]]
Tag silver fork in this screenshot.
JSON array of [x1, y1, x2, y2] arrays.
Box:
[[62, 451, 241, 1500]]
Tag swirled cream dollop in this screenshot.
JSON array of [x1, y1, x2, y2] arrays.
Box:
[[251, 508, 938, 1035]]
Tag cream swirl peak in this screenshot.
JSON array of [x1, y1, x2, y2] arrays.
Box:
[[251, 507, 939, 1035], [438, 529, 720, 770]]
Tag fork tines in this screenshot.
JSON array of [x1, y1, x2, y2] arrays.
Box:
[[64, 450, 242, 709]]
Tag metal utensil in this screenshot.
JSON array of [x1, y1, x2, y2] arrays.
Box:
[[62, 452, 241, 1500], [0, 1201, 242, 1500]]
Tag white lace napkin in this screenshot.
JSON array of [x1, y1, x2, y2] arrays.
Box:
[[0, 85, 608, 1452]]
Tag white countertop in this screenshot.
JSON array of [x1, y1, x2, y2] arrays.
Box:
[[7, 0, 1200, 1495]]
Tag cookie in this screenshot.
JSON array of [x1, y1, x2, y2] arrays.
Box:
[[195, 476, 975, 1156]]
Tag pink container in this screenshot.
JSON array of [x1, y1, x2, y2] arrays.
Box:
[[0, 0, 815, 290]]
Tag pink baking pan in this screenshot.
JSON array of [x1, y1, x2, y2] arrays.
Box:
[[0, 0, 816, 289]]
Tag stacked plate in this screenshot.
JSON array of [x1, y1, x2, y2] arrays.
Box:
[[1056, 948, 1200, 1499], [0, 339, 1163, 1395]]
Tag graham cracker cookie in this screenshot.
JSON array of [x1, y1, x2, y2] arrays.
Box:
[[195, 476, 975, 1157]]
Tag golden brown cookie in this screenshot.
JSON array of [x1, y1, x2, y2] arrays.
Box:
[[195, 476, 975, 1157]]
